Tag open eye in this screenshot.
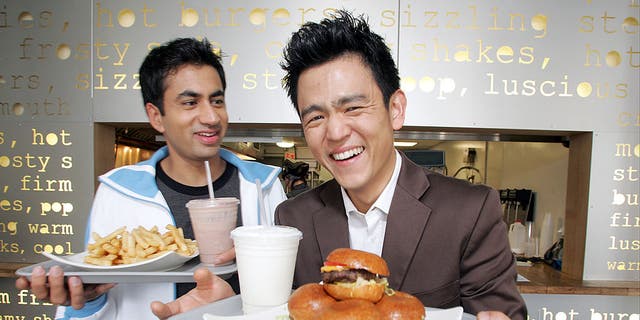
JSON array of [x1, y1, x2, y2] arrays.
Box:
[[211, 97, 225, 106], [182, 100, 197, 107]]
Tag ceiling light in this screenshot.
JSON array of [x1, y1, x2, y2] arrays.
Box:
[[276, 141, 295, 148], [394, 141, 417, 147]]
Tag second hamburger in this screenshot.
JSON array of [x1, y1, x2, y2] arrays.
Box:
[[320, 248, 390, 303]]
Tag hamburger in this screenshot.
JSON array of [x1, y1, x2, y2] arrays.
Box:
[[316, 299, 383, 320], [288, 283, 337, 320], [321, 248, 390, 303], [376, 290, 426, 320]]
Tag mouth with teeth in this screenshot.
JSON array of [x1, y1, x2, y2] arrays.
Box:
[[195, 130, 220, 144], [331, 146, 364, 161]]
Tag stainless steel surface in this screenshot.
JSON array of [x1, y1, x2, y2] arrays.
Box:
[[15, 258, 237, 284]]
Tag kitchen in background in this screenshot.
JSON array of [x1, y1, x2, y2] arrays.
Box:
[[113, 125, 570, 261]]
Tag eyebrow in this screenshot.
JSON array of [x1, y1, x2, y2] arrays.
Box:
[[299, 104, 322, 119], [334, 94, 366, 106], [177, 89, 225, 99]]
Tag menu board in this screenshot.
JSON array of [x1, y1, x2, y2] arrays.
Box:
[[89, 0, 397, 124], [0, 278, 55, 318], [0, 1, 93, 316], [0, 0, 92, 259], [0, 123, 93, 262], [397, 0, 639, 131], [0, 0, 91, 122], [521, 294, 639, 320], [0, 122, 93, 317], [584, 132, 640, 281]]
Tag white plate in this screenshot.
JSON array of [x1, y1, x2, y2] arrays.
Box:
[[427, 306, 466, 320], [202, 304, 464, 320], [169, 295, 475, 320], [201, 306, 467, 320], [42, 250, 199, 272]]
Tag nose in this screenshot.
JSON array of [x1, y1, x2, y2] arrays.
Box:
[[198, 103, 220, 125], [325, 114, 350, 142]]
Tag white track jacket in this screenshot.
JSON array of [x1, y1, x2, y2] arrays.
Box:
[[55, 146, 287, 320]]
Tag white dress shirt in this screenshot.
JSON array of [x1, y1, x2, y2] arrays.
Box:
[[341, 150, 402, 256]]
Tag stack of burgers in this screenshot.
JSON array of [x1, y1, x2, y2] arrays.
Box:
[[288, 248, 426, 320]]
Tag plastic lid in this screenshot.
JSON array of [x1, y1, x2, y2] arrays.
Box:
[[185, 197, 239, 208]]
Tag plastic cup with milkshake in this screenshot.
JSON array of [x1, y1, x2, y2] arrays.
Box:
[[231, 225, 303, 314], [185, 197, 239, 266]]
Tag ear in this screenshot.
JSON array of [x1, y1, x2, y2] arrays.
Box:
[[389, 89, 407, 130], [145, 103, 165, 133]]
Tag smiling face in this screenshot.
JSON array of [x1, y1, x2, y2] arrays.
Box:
[[146, 64, 228, 167], [297, 54, 406, 209]]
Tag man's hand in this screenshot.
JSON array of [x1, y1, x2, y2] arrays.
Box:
[[477, 311, 511, 320], [213, 247, 235, 266], [150, 267, 235, 319], [15, 265, 115, 310]]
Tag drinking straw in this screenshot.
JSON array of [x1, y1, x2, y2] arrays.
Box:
[[255, 179, 270, 226], [204, 161, 215, 199]]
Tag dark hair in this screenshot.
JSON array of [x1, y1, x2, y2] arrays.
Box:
[[280, 10, 400, 114], [138, 38, 226, 114], [282, 159, 310, 181]]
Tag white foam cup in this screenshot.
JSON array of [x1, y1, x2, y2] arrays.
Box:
[[230, 225, 302, 314]]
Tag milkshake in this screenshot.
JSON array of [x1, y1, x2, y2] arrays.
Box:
[[186, 197, 239, 266]]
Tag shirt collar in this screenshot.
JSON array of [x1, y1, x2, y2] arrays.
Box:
[[341, 150, 403, 215]]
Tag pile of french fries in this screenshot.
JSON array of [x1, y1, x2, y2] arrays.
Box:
[[83, 225, 198, 266]]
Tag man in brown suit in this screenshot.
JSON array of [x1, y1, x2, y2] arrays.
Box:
[[275, 10, 527, 320], [152, 10, 527, 320]]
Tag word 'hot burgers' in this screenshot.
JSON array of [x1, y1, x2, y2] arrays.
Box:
[[320, 248, 390, 303]]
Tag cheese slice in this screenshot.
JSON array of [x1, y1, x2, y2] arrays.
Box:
[[320, 265, 347, 272]]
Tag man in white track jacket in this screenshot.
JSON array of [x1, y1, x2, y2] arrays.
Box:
[[16, 38, 287, 319], [57, 146, 285, 319]]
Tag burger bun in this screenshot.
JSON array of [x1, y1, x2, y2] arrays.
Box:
[[288, 283, 336, 320], [316, 299, 383, 320], [323, 281, 387, 303], [325, 248, 389, 276], [376, 291, 425, 320]]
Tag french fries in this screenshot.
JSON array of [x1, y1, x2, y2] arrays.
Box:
[[84, 225, 198, 266]]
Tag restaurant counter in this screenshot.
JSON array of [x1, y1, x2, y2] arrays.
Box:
[[516, 262, 639, 296], [4, 262, 638, 296]]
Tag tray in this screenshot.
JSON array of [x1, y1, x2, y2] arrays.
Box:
[[16, 258, 237, 284], [168, 294, 476, 320]]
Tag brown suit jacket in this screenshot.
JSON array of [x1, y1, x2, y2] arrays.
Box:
[[275, 152, 527, 319]]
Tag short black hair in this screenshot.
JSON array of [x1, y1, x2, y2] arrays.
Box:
[[282, 159, 309, 181], [280, 10, 400, 114], [138, 37, 226, 115]]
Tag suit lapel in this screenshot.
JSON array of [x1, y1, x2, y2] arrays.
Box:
[[314, 181, 351, 260], [382, 154, 432, 290]]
